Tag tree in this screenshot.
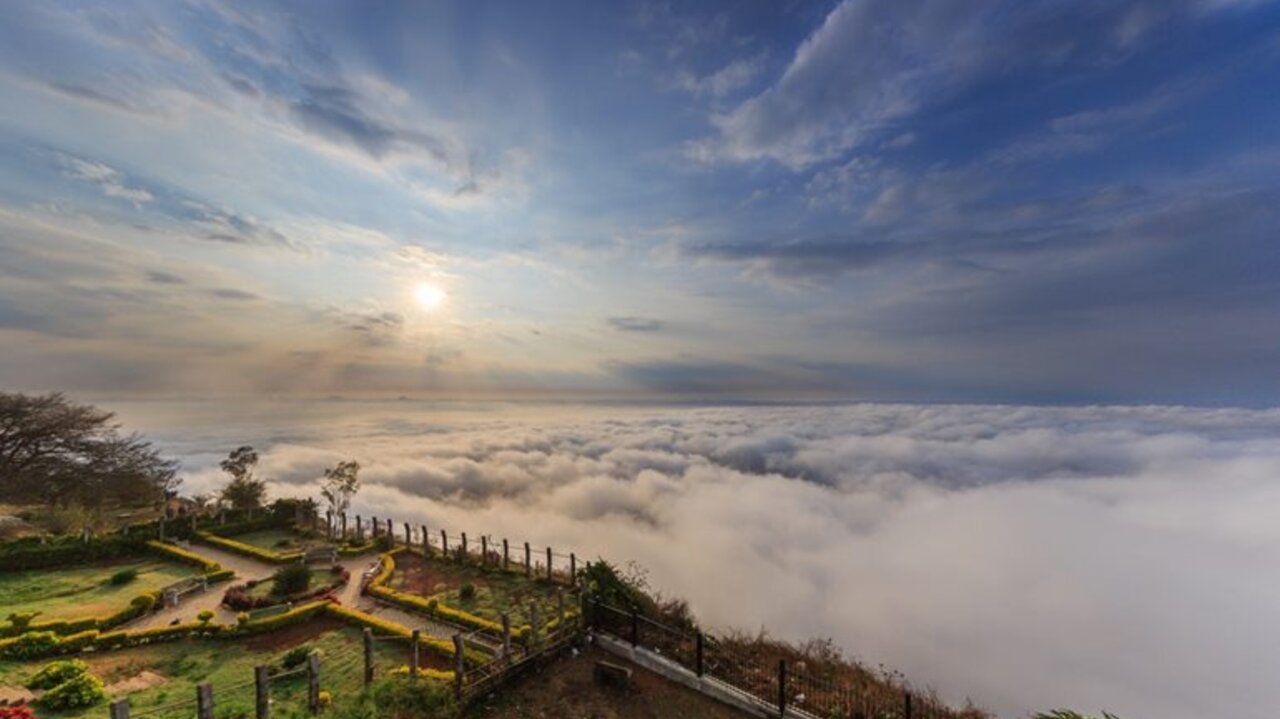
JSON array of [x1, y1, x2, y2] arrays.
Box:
[[320, 460, 360, 519], [0, 392, 179, 508], [219, 445, 267, 510]]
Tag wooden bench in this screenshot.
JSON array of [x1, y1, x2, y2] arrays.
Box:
[[303, 546, 338, 564], [593, 660, 632, 688]]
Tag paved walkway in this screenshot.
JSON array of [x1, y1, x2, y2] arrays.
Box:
[[128, 544, 469, 642]]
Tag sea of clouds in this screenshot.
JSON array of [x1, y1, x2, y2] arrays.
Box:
[[106, 400, 1280, 719]]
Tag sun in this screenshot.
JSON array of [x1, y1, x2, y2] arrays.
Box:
[[413, 282, 447, 310]]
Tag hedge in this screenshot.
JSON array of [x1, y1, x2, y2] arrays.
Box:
[[1, 592, 162, 639], [365, 551, 558, 641], [338, 539, 379, 557], [0, 535, 144, 572], [322, 604, 488, 666], [145, 540, 221, 572], [194, 531, 303, 564], [391, 665, 455, 682]]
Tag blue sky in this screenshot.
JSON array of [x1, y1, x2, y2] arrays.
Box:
[[0, 0, 1278, 403]]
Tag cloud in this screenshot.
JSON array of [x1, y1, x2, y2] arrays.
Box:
[[123, 400, 1280, 719], [692, 0, 1231, 169], [607, 316, 665, 332], [208, 288, 260, 301], [60, 154, 154, 206]]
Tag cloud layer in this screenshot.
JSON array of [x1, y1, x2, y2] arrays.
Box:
[[110, 399, 1280, 719]]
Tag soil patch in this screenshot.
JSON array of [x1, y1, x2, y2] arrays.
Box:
[[104, 670, 167, 695], [241, 616, 346, 652], [392, 553, 478, 595], [0, 686, 35, 705]]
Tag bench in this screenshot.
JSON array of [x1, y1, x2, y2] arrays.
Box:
[[303, 546, 338, 564], [162, 576, 208, 607], [593, 660, 632, 688]]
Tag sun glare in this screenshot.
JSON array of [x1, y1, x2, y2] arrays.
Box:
[[413, 282, 446, 310]]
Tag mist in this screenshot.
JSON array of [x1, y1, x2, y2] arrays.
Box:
[[106, 399, 1280, 719]]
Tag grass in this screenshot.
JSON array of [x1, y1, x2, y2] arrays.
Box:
[[245, 569, 341, 601], [225, 528, 328, 554], [389, 553, 569, 626], [0, 557, 196, 623], [0, 620, 423, 718]]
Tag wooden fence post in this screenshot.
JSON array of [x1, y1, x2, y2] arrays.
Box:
[[461, 531, 468, 560], [481, 536, 488, 566], [404, 522, 411, 547], [421, 525, 429, 557], [340, 512, 347, 539], [696, 632, 704, 677], [524, 542, 532, 578], [363, 628, 374, 686], [503, 538, 510, 570], [546, 546, 553, 582], [570, 553, 576, 586], [777, 659, 787, 718], [452, 634, 465, 701], [355, 515, 363, 541], [307, 653, 320, 714], [110, 697, 130, 719], [387, 518, 394, 543], [904, 691, 913, 719], [255, 664, 270, 719], [501, 613, 511, 663], [197, 681, 213, 719], [441, 529, 448, 557], [630, 608, 639, 647], [371, 516, 379, 537], [411, 630, 421, 676]]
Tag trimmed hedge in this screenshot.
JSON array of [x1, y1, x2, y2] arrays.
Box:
[[0, 535, 143, 572], [365, 550, 572, 642], [145, 540, 221, 572], [391, 664, 455, 682], [323, 604, 487, 666], [194, 531, 303, 564]]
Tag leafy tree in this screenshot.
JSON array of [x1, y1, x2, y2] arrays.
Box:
[[0, 392, 179, 508], [219, 445, 267, 509], [320, 459, 360, 518]]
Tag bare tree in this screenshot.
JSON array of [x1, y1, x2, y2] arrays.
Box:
[[320, 460, 360, 518]]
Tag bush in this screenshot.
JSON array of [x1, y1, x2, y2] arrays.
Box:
[[458, 583, 476, 601], [197, 610, 214, 623], [1, 631, 59, 659], [272, 563, 313, 596], [109, 567, 138, 585], [0, 706, 38, 719], [38, 670, 105, 710], [6, 613, 40, 632], [282, 645, 312, 670], [26, 658, 90, 690]]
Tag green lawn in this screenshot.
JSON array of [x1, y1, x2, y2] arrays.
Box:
[[0, 557, 196, 623], [0, 621, 429, 718], [245, 568, 344, 602], [227, 528, 328, 554]]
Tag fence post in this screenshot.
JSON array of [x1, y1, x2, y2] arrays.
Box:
[[110, 698, 130, 719], [570, 552, 576, 586], [904, 691, 913, 719], [630, 608, 639, 647], [372, 516, 379, 537], [355, 515, 363, 541], [501, 613, 512, 663], [503, 538, 509, 570], [363, 628, 374, 686], [696, 631, 704, 677], [404, 522, 411, 547], [524, 542, 532, 578], [441, 529, 448, 557], [341, 512, 347, 539], [197, 681, 213, 719], [481, 536, 488, 566], [307, 652, 320, 714], [255, 664, 270, 719], [546, 546, 553, 582], [461, 531, 468, 560], [557, 590, 566, 629], [530, 604, 541, 647], [411, 629, 421, 676], [452, 634, 465, 701], [421, 525, 429, 557], [777, 659, 787, 718], [387, 518, 394, 544]]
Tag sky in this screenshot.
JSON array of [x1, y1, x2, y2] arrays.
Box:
[[107, 399, 1280, 719], [1, 0, 1279, 404]]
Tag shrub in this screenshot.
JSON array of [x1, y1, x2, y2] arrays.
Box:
[[26, 658, 90, 690], [0, 706, 38, 719], [282, 645, 312, 670], [272, 563, 313, 597], [197, 610, 214, 623], [38, 670, 105, 710], [458, 583, 476, 601], [318, 690, 332, 707], [426, 598, 439, 613], [109, 567, 139, 585], [1, 631, 59, 659], [6, 613, 40, 631]]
